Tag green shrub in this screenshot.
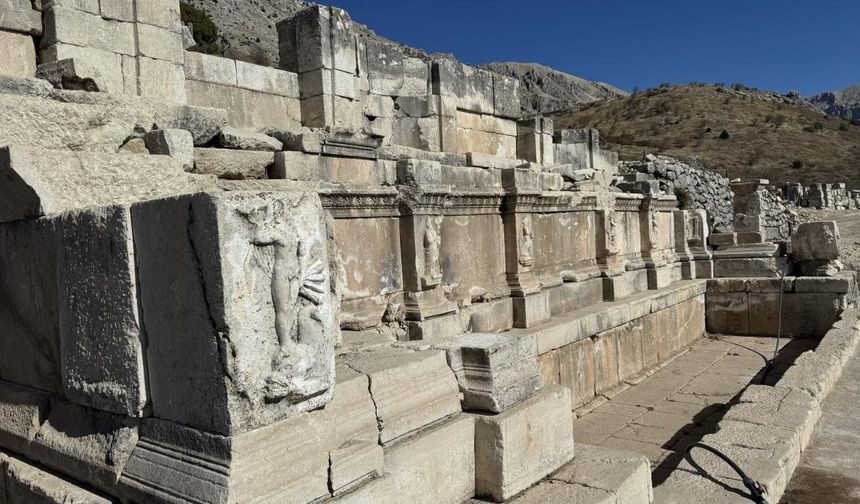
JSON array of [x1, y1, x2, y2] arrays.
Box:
[[718, 130, 730, 140], [180, 2, 219, 55]]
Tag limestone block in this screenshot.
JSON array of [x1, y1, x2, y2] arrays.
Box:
[[42, 0, 99, 14], [474, 385, 574, 501], [274, 151, 391, 185], [558, 337, 596, 408], [219, 127, 283, 152], [236, 60, 299, 97], [512, 292, 551, 328], [0, 218, 62, 393], [330, 440, 384, 496], [366, 38, 404, 96], [133, 191, 338, 435], [42, 6, 136, 56], [0, 0, 42, 34], [390, 115, 445, 151], [57, 205, 147, 417], [193, 148, 276, 180], [552, 444, 652, 504], [396, 157, 442, 185], [0, 381, 50, 454], [138, 56, 186, 103], [135, 0, 181, 32], [791, 220, 839, 261], [724, 385, 820, 451], [714, 257, 788, 278], [41, 43, 125, 94], [185, 79, 301, 130], [0, 146, 214, 224], [3, 453, 113, 504], [432, 58, 494, 114], [137, 22, 184, 64], [36, 58, 107, 91], [184, 51, 237, 86], [340, 348, 461, 445], [456, 126, 517, 158], [364, 94, 395, 118], [278, 5, 356, 74], [335, 414, 475, 504], [30, 400, 138, 493], [401, 57, 430, 96], [99, 0, 133, 21], [0, 30, 35, 78], [592, 331, 620, 394], [440, 333, 543, 413], [793, 275, 853, 293], [143, 128, 194, 170], [493, 73, 521, 119], [119, 414, 330, 504], [748, 292, 844, 338], [298, 67, 357, 100]]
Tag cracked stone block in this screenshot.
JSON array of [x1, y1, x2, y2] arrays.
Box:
[[278, 5, 357, 75], [333, 414, 475, 504], [441, 333, 544, 413], [58, 205, 147, 416], [431, 58, 494, 115], [340, 348, 461, 445], [792, 221, 839, 261], [29, 399, 138, 494], [551, 443, 652, 504], [474, 385, 574, 502], [0, 145, 215, 224], [219, 127, 283, 152], [132, 191, 339, 435]]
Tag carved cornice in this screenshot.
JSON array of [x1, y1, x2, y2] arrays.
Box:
[[321, 188, 400, 218]]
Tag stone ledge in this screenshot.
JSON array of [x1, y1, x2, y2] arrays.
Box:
[[655, 307, 860, 504], [512, 280, 706, 355]]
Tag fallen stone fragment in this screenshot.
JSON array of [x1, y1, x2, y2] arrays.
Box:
[[219, 126, 283, 152]]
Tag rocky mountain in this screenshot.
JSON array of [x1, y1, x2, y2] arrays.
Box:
[[480, 62, 628, 115], [553, 84, 860, 189], [808, 84, 860, 120]]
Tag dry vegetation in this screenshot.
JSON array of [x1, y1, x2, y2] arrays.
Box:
[[553, 85, 860, 189]]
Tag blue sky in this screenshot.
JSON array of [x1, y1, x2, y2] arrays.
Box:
[[330, 0, 859, 96]]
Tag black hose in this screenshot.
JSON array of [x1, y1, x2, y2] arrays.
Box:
[[685, 442, 770, 504], [760, 261, 791, 385]]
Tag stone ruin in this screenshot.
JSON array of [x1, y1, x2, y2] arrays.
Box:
[[778, 181, 860, 210], [0, 2, 856, 503]]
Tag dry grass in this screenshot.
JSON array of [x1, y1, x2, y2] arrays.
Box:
[[553, 85, 860, 189]]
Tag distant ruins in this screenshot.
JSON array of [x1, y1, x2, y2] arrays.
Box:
[[778, 181, 860, 210], [0, 2, 857, 503]]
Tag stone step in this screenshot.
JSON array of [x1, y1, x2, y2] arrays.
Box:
[[462, 444, 652, 504]]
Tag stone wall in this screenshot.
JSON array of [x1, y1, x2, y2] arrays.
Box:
[[620, 155, 734, 233], [781, 182, 859, 209]]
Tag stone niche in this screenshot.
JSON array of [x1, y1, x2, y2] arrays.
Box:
[[132, 191, 339, 435]]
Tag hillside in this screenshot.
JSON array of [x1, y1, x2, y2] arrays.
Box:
[[809, 84, 860, 121], [553, 84, 860, 189], [479, 62, 627, 115]]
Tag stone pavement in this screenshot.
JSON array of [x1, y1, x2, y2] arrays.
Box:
[[780, 342, 860, 503], [572, 335, 816, 484]]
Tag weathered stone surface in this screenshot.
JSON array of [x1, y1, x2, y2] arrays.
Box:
[[441, 333, 543, 413], [0, 30, 36, 78], [138, 56, 187, 103], [143, 128, 194, 170], [219, 126, 283, 152], [474, 385, 574, 501], [432, 58, 494, 114], [30, 400, 138, 494], [185, 79, 301, 130], [558, 337, 596, 408], [40, 42, 126, 94], [132, 191, 338, 435], [3, 452, 113, 504], [273, 151, 393, 185], [36, 58, 105, 91], [0, 381, 50, 454], [340, 348, 461, 445], [42, 6, 136, 56], [0, 0, 42, 34], [137, 22, 184, 63], [792, 221, 840, 261], [134, 0, 181, 31], [0, 146, 215, 224], [0, 217, 62, 393], [58, 205, 147, 417], [334, 414, 475, 504], [192, 147, 273, 179], [552, 444, 653, 504]]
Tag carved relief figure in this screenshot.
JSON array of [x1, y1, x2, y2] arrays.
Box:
[[424, 215, 443, 282], [605, 210, 619, 256], [649, 211, 659, 248], [518, 215, 535, 267], [243, 201, 329, 402]]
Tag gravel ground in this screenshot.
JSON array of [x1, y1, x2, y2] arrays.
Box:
[[794, 208, 860, 271]]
